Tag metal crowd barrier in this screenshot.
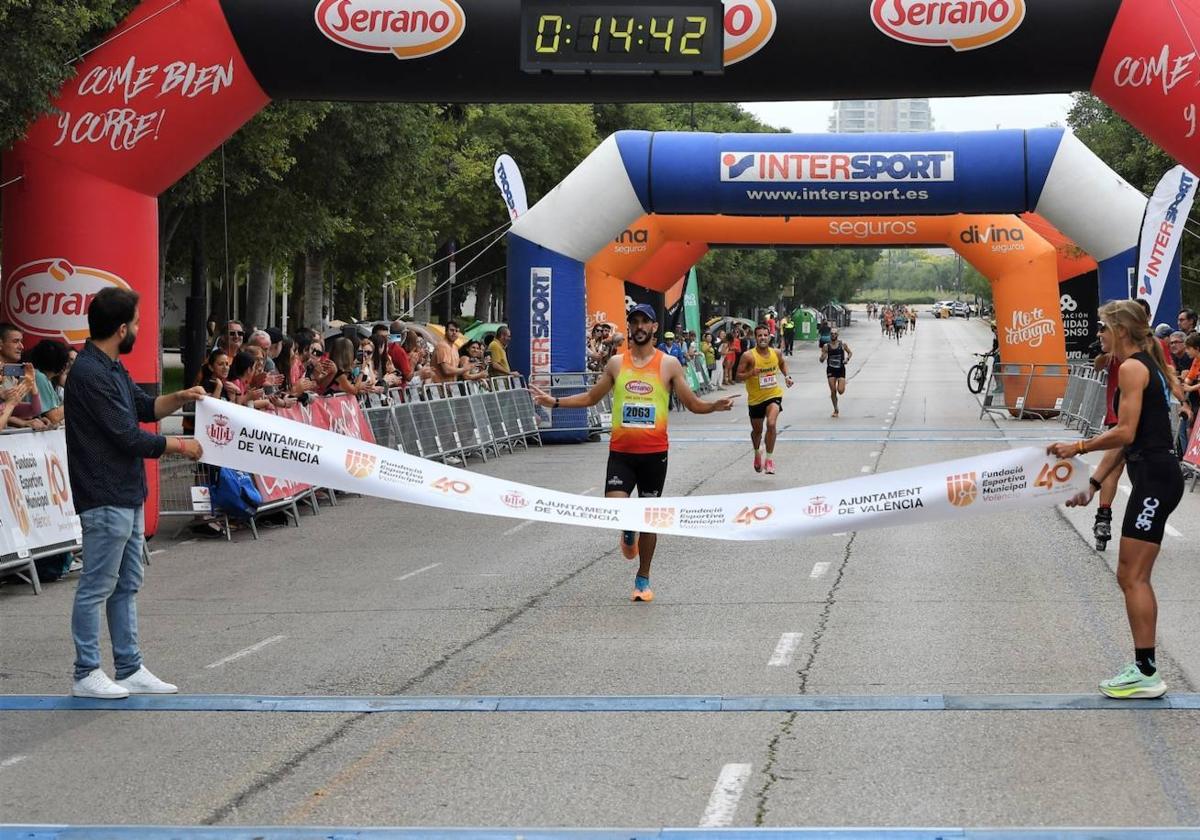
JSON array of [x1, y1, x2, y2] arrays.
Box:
[[364, 376, 544, 464], [158, 447, 313, 541], [979, 363, 1073, 421]]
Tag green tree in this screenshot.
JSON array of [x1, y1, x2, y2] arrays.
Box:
[[0, 0, 138, 150], [1068, 92, 1200, 309]]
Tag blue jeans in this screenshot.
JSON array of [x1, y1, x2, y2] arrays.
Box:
[[71, 506, 145, 681]]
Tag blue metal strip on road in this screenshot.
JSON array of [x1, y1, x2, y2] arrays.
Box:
[[6, 826, 1200, 839], [2, 693, 1197, 713]]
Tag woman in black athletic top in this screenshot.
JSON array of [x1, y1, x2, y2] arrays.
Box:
[[1049, 300, 1184, 700]]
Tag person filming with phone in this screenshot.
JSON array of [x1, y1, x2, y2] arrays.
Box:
[[0, 323, 48, 431]]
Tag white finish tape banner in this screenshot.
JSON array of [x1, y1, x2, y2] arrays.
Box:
[[196, 400, 1086, 542]]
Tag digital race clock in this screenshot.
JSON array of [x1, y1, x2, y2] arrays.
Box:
[[520, 0, 724, 74]]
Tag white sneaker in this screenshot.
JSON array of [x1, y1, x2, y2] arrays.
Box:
[[72, 669, 129, 699], [115, 666, 178, 694]]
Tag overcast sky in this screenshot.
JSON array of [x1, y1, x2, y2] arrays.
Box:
[[741, 94, 1075, 134]]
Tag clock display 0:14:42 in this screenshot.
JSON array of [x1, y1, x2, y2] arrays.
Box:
[[534, 13, 710, 56]]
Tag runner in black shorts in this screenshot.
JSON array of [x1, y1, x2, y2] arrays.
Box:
[[604, 451, 668, 499], [531, 304, 735, 602], [1049, 300, 1184, 699]]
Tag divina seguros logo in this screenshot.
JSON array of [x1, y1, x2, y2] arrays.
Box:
[[315, 0, 465, 59], [871, 0, 1026, 51], [4, 259, 131, 344]]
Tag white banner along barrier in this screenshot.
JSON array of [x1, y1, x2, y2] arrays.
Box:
[[196, 399, 1087, 542], [0, 428, 81, 559]]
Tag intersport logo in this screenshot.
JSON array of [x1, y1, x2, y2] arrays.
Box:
[[871, 0, 1026, 52], [4, 258, 131, 344], [315, 0, 465, 59]]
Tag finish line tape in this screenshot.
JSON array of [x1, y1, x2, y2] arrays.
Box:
[[196, 400, 1085, 542]]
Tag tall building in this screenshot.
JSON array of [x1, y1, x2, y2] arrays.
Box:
[[829, 99, 934, 133]]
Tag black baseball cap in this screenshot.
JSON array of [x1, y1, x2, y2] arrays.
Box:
[[628, 304, 657, 322], [264, 327, 284, 344]]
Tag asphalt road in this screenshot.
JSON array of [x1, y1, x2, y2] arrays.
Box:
[[3, 309, 1199, 831]]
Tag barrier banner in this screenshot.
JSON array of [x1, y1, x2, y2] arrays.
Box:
[[1186, 415, 1200, 468], [0, 429, 81, 558], [197, 400, 1086, 542]]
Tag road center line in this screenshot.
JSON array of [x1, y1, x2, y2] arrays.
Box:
[[395, 563, 441, 582], [699, 763, 753, 827], [861, 466, 872, 473], [1166, 523, 1183, 538], [810, 562, 832, 579], [204, 635, 287, 669], [767, 632, 804, 667], [0, 755, 28, 769]]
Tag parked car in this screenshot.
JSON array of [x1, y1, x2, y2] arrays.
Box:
[[931, 300, 954, 318]]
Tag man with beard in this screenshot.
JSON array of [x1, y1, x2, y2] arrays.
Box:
[[736, 323, 793, 473], [67, 288, 207, 699], [530, 304, 736, 602]]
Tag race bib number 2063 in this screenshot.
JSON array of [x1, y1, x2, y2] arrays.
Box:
[[622, 403, 657, 428]]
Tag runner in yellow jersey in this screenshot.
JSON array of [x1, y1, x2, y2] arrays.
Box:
[[735, 323, 793, 475], [530, 304, 736, 602]]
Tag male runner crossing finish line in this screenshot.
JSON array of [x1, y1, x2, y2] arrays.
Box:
[[736, 323, 793, 474], [530, 304, 736, 602]]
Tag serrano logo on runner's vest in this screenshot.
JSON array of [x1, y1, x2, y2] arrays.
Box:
[[625, 380, 654, 396]]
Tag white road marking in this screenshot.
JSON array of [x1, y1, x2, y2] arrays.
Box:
[[0, 755, 28, 769], [767, 632, 804, 666], [205, 635, 287, 669], [700, 763, 753, 827], [148, 549, 165, 557], [1166, 523, 1183, 538], [860, 466, 872, 473], [869, 451, 880, 457], [810, 561, 831, 578], [1118, 484, 1131, 496], [395, 563, 441, 582]]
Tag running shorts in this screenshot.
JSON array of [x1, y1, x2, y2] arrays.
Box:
[[605, 450, 668, 498], [826, 367, 845, 380], [1121, 453, 1184, 544], [748, 397, 783, 420]]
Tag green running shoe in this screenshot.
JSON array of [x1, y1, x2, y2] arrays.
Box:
[[1099, 663, 1167, 699]]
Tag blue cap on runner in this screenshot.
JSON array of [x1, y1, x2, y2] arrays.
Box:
[[628, 303, 657, 322]]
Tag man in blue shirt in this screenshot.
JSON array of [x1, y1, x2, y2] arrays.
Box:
[[67, 288, 207, 699], [657, 331, 687, 365]]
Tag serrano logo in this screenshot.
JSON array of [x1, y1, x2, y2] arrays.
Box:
[[946, 471, 977, 507], [344, 449, 378, 479], [723, 0, 777, 65], [871, 0, 1025, 51], [315, 0, 465, 58], [644, 506, 676, 528], [625, 380, 654, 396], [207, 414, 233, 447], [721, 151, 954, 183], [4, 259, 131, 344]]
